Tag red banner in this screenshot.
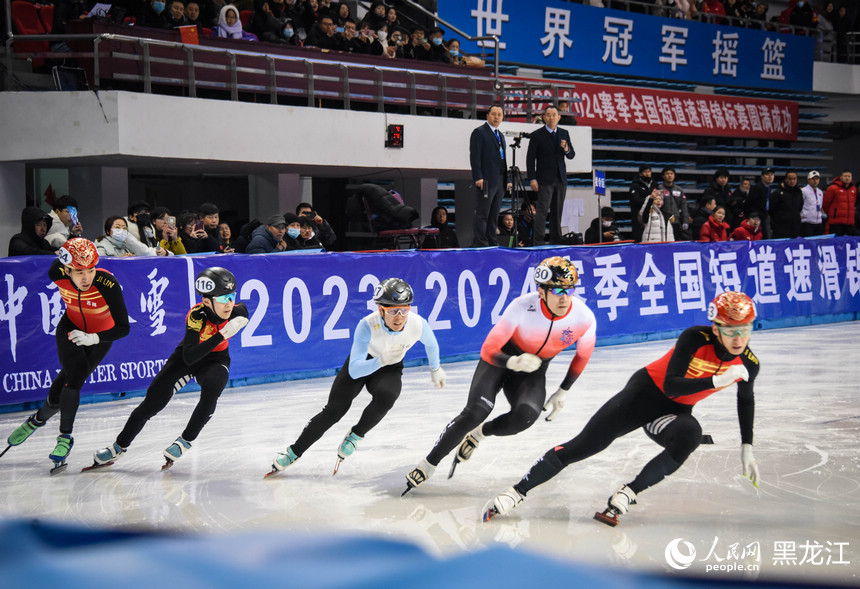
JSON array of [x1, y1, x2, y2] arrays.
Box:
[[504, 78, 798, 141]]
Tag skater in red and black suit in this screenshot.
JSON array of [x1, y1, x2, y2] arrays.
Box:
[[2, 238, 130, 473], [482, 291, 761, 525], [87, 267, 248, 471], [403, 256, 596, 494]]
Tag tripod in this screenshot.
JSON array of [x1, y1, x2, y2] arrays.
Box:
[[506, 136, 530, 247]]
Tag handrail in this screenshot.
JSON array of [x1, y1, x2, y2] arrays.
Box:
[[397, 0, 502, 94], [3, 30, 494, 116]]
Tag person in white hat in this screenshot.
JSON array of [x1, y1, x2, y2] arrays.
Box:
[[801, 170, 825, 236]]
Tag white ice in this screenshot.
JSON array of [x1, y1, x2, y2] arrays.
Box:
[[1, 322, 858, 585]]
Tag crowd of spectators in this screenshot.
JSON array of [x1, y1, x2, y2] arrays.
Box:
[[35, 0, 488, 68], [623, 164, 857, 245], [7, 198, 338, 257]]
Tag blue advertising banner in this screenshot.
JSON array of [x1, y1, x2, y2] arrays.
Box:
[[441, 0, 814, 92], [1, 237, 858, 407]]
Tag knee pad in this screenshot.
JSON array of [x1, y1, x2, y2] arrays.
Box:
[[509, 404, 540, 431], [665, 417, 702, 462]]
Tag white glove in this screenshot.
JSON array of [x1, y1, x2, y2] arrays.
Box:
[[506, 353, 542, 373], [543, 387, 569, 421], [68, 330, 99, 347], [380, 346, 407, 366], [430, 367, 446, 389], [219, 316, 249, 340], [741, 443, 760, 487], [712, 364, 749, 388]]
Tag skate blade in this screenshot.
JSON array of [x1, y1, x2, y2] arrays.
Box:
[[263, 467, 282, 479], [447, 457, 460, 479], [594, 510, 620, 527], [482, 506, 499, 523], [0, 444, 11, 459], [332, 457, 343, 476], [161, 459, 174, 471], [50, 462, 68, 476], [401, 482, 415, 497], [81, 461, 114, 472]]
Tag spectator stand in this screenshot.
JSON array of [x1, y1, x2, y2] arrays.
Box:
[[498, 58, 834, 240]]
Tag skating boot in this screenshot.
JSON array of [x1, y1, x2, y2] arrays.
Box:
[[594, 485, 637, 527], [1, 414, 46, 458], [162, 436, 191, 470], [333, 431, 363, 475], [482, 486, 524, 522], [82, 442, 126, 472], [449, 426, 485, 479], [49, 434, 73, 475], [265, 446, 298, 478], [402, 459, 435, 496]]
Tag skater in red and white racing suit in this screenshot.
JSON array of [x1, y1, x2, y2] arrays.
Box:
[[482, 291, 761, 523], [404, 257, 596, 491]]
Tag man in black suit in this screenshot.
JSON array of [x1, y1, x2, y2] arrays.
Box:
[[470, 104, 511, 247], [526, 105, 575, 245]]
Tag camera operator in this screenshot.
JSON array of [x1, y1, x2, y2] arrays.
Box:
[[585, 207, 621, 244], [296, 202, 337, 249]]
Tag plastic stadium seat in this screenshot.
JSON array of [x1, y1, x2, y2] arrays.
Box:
[[10, 1, 49, 68], [239, 10, 252, 27], [39, 3, 53, 33]]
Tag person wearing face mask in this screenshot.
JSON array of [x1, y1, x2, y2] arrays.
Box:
[[282, 213, 305, 250], [95, 216, 168, 257], [138, 0, 169, 28], [281, 17, 301, 46], [425, 26, 448, 62], [245, 214, 288, 253], [445, 38, 466, 66], [585, 207, 620, 244], [126, 201, 159, 248], [789, 0, 816, 30]]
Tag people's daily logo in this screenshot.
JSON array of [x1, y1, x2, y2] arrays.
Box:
[[665, 538, 697, 570]]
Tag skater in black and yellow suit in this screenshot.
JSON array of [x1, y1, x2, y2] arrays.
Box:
[[482, 291, 762, 525], [2, 238, 129, 473], [87, 266, 248, 471]]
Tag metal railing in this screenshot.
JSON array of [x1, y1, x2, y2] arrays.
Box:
[[396, 0, 502, 92], [3, 31, 496, 117]]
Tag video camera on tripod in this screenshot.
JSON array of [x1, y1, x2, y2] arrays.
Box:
[[503, 131, 532, 148]]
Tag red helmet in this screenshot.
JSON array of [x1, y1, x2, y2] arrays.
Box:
[[58, 238, 99, 270], [707, 291, 756, 326]]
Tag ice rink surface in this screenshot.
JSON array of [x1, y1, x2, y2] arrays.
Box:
[[1, 321, 858, 586]]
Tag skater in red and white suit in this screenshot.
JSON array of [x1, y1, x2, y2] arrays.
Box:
[[482, 291, 761, 524], [404, 256, 596, 493]]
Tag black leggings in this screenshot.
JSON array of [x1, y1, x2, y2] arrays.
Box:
[[426, 359, 548, 467], [516, 369, 701, 496], [35, 319, 113, 435], [290, 356, 403, 457], [116, 349, 230, 448]]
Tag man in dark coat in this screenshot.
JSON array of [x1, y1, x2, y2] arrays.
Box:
[[526, 105, 575, 245], [769, 171, 804, 239], [746, 167, 775, 238], [8, 207, 57, 256], [469, 105, 511, 247]]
